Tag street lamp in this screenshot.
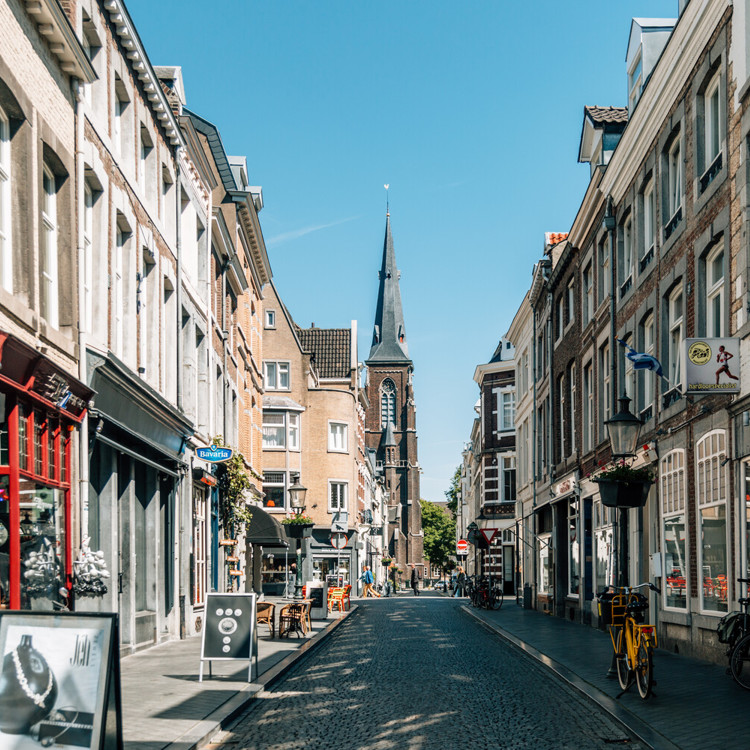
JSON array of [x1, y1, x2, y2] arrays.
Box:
[[605, 395, 643, 459], [288, 480, 308, 600]]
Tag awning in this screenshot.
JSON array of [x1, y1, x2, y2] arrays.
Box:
[[246, 506, 289, 547]]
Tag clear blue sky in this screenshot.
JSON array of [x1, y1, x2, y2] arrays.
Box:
[[127, 0, 678, 502]]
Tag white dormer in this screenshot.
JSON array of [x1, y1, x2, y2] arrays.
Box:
[[626, 18, 677, 115]]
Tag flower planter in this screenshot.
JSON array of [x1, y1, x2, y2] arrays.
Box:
[[381, 560, 392, 567], [594, 478, 651, 508], [283, 523, 314, 540]]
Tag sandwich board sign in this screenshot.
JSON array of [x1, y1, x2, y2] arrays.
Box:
[[199, 593, 257, 682]]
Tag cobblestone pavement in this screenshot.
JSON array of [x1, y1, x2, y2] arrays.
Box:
[[215, 596, 646, 750]]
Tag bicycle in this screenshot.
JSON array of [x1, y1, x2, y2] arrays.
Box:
[[599, 582, 660, 699], [718, 577, 750, 689]]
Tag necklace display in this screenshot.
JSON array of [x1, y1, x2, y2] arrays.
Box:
[[12, 647, 54, 707]]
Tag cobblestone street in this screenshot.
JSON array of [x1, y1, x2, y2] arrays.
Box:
[[215, 596, 646, 750]]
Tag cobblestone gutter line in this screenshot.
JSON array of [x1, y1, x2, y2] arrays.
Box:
[[460, 606, 682, 750], [165, 606, 359, 750]]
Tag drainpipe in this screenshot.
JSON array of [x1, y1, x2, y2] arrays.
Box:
[[221, 260, 229, 444], [74, 79, 89, 549]]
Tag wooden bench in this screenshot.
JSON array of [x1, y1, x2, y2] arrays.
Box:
[[256, 601, 275, 638]]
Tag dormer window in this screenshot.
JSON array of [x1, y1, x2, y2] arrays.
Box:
[[629, 52, 643, 112]]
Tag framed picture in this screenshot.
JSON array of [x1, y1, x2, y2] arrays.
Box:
[[0, 612, 122, 750]]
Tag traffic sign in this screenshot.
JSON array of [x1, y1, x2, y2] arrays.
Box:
[[456, 539, 469, 554], [330, 532, 348, 549], [480, 528, 498, 546]]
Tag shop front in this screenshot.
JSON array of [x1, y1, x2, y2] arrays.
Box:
[[0, 332, 93, 611], [87, 351, 191, 653]]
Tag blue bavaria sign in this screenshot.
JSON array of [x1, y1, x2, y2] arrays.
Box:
[[196, 444, 233, 463]]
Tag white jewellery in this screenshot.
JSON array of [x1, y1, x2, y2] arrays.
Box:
[[12, 648, 54, 708]]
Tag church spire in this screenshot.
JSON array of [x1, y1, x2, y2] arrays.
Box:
[[368, 213, 410, 363]]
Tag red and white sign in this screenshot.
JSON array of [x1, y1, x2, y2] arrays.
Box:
[[330, 533, 348, 549], [456, 539, 468, 554], [480, 528, 498, 546]]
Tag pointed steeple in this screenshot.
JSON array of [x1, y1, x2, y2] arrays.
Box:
[[368, 214, 410, 363]]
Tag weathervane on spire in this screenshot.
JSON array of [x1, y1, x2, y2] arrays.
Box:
[[384, 184, 389, 216]]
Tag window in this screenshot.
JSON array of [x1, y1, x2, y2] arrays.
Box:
[[114, 226, 123, 356], [705, 243, 725, 337], [381, 378, 396, 427], [665, 133, 683, 235], [642, 181, 655, 268], [628, 51, 643, 113], [696, 431, 728, 613], [262, 411, 299, 450], [704, 72, 722, 171], [328, 422, 348, 452], [192, 489, 207, 606], [594, 500, 615, 591], [583, 361, 593, 453], [568, 498, 580, 596], [667, 285, 684, 387], [556, 296, 564, 340], [0, 106, 11, 293], [264, 361, 290, 390], [598, 234, 611, 304], [599, 342, 610, 440], [568, 362, 576, 455], [558, 373, 566, 459], [329, 481, 348, 512], [263, 471, 286, 510], [139, 126, 154, 200], [582, 262, 593, 326], [639, 314, 655, 419], [620, 216, 633, 297], [113, 76, 130, 159], [502, 456, 516, 502], [621, 334, 634, 400], [499, 391, 515, 431], [82, 183, 93, 333], [40, 166, 58, 328], [265, 309, 276, 329], [566, 280, 575, 327], [661, 450, 687, 610]]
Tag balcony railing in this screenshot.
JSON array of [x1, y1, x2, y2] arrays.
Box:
[[620, 275, 633, 299], [700, 152, 722, 194], [640, 405, 653, 423], [639, 245, 654, 273], [664, 206, 682, 240], [662, 387, 682, 410]]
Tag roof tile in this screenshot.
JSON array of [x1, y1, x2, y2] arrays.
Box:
[[296, 327, 351, 379]]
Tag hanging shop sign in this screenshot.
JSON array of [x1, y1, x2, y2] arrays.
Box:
[[199, 593, 257, 683], [0, 611, 123, 750], [684, 338, 741, 394], [196, 445, 233, 463]]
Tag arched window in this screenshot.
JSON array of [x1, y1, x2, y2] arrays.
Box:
[[381, 379, 396, 428]]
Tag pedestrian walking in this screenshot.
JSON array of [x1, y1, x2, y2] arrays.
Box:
[[454, 566, 466, 598], [360, 565, 380, 597], [410, 564, 420, 596]]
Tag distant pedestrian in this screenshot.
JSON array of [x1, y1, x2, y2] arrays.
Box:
[[360, 565, 380, 597], [410, 564, 420, 596], [454, 567, 466, 598]]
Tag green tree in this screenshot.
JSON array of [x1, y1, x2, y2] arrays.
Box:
[[445, 466, 461, 517], [421, 499, 456, 573]]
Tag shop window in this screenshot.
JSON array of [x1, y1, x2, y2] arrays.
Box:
[[192, 488, 207, 607], [697, 430, 728, 613], [41, 165, 59, 329], [568, 499, 580, 597], [33, 410, 43, 475], [661, 450, 687, 610], [0, 475, 8, 607], [594, 499, 615, 591]]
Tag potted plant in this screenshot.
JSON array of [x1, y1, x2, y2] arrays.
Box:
[[282, 514, 315, 538], [381, 557, 392, 567], [593, 461, 654, 508]]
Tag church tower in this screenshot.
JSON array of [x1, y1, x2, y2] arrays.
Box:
[[365, 213, 423, 570]]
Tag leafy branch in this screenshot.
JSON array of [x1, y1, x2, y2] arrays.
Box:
[[212, 436, 253, 531]]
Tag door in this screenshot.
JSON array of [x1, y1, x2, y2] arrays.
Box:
[[117, 453, 133, 650]]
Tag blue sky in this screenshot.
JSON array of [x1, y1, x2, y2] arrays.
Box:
[[127, 0, 678, 502]]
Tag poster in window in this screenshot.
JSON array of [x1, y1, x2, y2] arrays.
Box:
[[0, 611, 121, 750], [684, 337, 740, 394]]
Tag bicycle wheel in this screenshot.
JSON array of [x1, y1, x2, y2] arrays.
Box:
[[730, 634, 750, 690], [491, 589, 503, 610], [635, 641, 653, 699], [616, 628, 633, 691]]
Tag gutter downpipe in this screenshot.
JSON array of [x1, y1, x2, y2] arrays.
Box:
[[74, 79, 88, 550], [175, 150, 187, 639]]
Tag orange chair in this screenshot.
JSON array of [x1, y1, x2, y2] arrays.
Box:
[[328, 584, 351, 613]]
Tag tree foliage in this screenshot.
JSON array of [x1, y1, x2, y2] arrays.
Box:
[[421, 499, 456, 571], [212, 436, 253, 531], [445, 466, 461, 517]]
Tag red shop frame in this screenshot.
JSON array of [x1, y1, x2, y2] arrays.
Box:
[[4, 394, 73, 610]]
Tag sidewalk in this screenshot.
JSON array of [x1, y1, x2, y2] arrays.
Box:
[[462, 601, 749, 750], [119, 602, 354, 750]]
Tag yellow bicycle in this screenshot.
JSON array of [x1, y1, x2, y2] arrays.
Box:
[[600, 582, 661, 699]]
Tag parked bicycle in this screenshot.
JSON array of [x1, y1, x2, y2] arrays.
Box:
[[717, 577, 750, 689], [470, 576, 502, 610], [599, 582, 660, 699]]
